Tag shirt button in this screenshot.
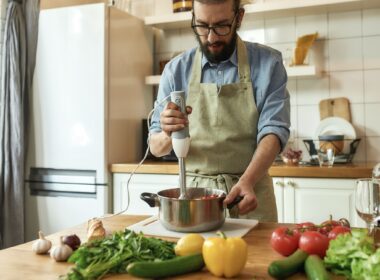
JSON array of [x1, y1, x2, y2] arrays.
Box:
[[218, 71, 222, 75]]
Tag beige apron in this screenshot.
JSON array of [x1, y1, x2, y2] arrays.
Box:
[[185, 36, 277, 222]]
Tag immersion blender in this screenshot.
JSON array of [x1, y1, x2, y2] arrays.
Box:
[[170, 91, 191, 199]]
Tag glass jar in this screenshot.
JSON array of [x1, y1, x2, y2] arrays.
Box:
[[172, 0, 192, 13]]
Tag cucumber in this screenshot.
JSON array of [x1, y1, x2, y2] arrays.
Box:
[[305, 255, 330, 280], [127, 253, 204, 278], [268, 249, 308, 279]]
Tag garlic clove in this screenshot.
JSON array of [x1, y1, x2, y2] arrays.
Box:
[[32, 230, 52, 254]]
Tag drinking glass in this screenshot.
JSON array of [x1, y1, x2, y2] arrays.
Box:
[[355, 178, 380, 234], [317, 148, 335, 167]]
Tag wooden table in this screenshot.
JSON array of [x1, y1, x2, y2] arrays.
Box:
[[0, 215, 317, 279]]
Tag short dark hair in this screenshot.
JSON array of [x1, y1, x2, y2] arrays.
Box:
[[192, 0, 241, 13]]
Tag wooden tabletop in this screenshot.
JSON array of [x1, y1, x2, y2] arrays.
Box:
[[0, 215, 316, 280], [110, 161, 375, 179]]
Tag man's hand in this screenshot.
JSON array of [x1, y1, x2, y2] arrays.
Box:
[[223, 134, 281, 215], [223, 179, 258, 214], [160, 102, 192, 136]]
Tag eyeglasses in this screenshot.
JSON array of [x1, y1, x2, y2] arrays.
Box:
[[191, 13, 238, 36]]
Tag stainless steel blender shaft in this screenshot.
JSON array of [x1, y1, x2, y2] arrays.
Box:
[[178, 157, 188, 199]]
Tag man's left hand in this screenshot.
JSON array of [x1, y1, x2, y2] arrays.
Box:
[[223, 181, 258, 214]]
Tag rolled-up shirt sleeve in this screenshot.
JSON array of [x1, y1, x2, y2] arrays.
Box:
[[149, 66, 175, 134], [256, 56, 290, 151]]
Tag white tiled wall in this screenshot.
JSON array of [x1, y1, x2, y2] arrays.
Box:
[[127, 0, 380, 163]]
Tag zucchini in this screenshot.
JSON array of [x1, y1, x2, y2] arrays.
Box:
[[268, 249, 308, 279], [127, 253, 204, 278], [305, 255, 330, 280]]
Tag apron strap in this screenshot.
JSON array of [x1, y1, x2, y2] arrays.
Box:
[[236, 36, 251, 84], [188, 48, 202, 91]]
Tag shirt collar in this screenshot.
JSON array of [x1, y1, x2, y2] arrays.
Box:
[[201, 46, 238, 69]]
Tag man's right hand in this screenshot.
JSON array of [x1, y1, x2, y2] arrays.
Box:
[[160, 102, 192, 136]]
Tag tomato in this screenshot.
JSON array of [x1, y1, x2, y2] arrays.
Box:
[[318, 216, 341, 235], [327, 226, 351, 240], [293, 222, 317, 235], [270, 227, 300, 256], [299, 231, 329, 258]]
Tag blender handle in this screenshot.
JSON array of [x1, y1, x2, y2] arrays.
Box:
[[140, 192, 159, 207], [226, 195, 244, 210]]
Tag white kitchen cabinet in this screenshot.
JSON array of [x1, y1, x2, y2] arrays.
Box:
[[272, 177, 365, 228], [273, 177, 285, 223], [113, 173, 178, 215]]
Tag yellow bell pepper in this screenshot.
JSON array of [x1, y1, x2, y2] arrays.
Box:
[[202, 231, 248, 278], [175, 233, 205, 256]]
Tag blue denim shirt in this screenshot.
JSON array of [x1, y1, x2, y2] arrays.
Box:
[[150, 41, 290, 150]]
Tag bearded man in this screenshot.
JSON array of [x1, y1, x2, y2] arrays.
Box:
[[149, 0, 290, 222]]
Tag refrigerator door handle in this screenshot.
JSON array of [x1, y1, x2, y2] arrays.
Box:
[[27, 167, 97, 184], [29, 181, 96, 194], [26, 167, 100, 196]]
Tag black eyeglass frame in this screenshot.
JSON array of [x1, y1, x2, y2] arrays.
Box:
[[191, 12, 239, 36]]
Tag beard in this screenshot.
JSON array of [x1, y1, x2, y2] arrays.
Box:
[[196, 30, 238, 64]]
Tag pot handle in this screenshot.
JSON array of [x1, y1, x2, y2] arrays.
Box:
[[140, 192, 159, 207], [226, 195, 244, 210]]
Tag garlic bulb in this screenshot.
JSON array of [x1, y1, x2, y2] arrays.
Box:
[[32, 231, 52, 254], [50, 236, 73, 262]]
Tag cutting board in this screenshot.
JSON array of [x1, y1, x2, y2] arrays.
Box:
[[126, 216, 259, 239], [319, 97, 351, 122]]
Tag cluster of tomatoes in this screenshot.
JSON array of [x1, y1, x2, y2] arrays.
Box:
[[270, 217, 351, 258]]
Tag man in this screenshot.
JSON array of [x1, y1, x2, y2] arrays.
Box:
[[149, 0, 290, 222]]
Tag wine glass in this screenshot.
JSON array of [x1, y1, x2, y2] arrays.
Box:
[[355, 178, 380, 234]]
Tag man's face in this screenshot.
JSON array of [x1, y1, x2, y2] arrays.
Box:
[[192, 0, 241, 63]]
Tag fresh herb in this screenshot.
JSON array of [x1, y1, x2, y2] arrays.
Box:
[[60, 229, 176, 280], [324, 229, 380, 279]]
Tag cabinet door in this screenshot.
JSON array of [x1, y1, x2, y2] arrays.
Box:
[[272, 177, 285, 223], [283, 178, 361, 226], [113, 173, 178, 215]]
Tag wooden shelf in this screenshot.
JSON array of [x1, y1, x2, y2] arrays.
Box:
[[145, 0, 380, 30], [145, 75, 161, 85], [286, 65, 320, 78], [145, 65, 320, 85]]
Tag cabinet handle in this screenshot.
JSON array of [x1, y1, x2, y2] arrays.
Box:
[[287, 181, 296, 188], [275, 181, 285, 187]]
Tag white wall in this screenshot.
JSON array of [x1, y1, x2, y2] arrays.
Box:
[[126, 0, 380, 163]]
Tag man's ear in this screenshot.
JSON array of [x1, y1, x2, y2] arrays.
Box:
[[237, 8, 245, 27]]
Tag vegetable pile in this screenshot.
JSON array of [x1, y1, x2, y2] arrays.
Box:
[[270, 216, 351, 258], [268, 216, 380, 280], [61, 229, 176, 280], [324, 229, 380, 279]]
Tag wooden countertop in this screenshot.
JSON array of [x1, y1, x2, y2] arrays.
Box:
[[0, 215, 342, 279], [111, 161, 376, 179]]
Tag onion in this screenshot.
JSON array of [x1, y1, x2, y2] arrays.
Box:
[[62, 234, 81, 250]]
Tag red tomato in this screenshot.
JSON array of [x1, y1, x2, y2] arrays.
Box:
[[328, 226, 351, 240], [293, 222, 317, 235], [318, 217, 341, 235], [270, 227, 300, 256], [299, 231, 329, 258]]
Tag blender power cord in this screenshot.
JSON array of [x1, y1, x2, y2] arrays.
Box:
[[102, 94, 172, 219]]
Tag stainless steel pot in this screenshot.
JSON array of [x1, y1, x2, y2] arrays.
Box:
[[140, 187, 242, 232]]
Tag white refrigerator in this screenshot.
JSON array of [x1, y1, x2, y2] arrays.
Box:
[[25, 2, 153, 241]]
